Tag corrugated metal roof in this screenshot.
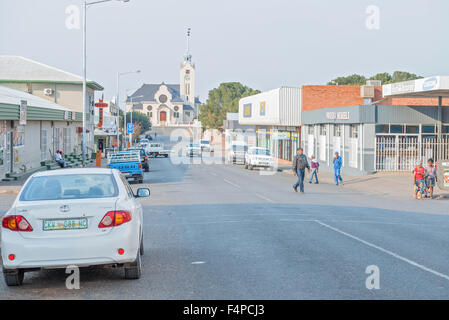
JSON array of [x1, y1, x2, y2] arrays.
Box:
[[0, 56, 103, 90]]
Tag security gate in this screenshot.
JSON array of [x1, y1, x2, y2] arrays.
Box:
[[375, 135, 449, 171]]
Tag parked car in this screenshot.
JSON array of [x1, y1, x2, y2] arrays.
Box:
[[107, 151, 144, 183], [200, 139, 213, 152], [186, 143, 202, 157], [128, 147, 150, 172], [244, 147, 274, 170], [146, 143, 170, 158], [1, 168, 150, 286], [227, 141, 248, 164]]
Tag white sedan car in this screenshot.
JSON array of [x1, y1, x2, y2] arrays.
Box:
[[244, 147, 275, 170], [1, 168, 149, 286]]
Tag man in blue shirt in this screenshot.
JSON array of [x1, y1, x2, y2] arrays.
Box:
[[333, 152, 343, 186]]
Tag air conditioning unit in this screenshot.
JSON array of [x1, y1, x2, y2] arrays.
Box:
[[366, 80, 382, 86], [361, 85, 375, 98], [43, 88, 54, 96]]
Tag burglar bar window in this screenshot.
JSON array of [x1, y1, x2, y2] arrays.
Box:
[[334, 125, 342, 137], [350, 124, 358, 138], [320, 124, 327, 136]]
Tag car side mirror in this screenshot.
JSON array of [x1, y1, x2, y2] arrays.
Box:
[[136, 188, 150, 198]]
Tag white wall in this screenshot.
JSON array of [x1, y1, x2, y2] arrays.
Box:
[[239, 87, 301, 126]]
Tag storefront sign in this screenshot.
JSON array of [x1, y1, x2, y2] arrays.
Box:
[[243, 103, 252, 118], [326, 112, 349, 121], [19, 100, 27, 125], [390, 80, 416, 95], [272, 131, 291, 140]]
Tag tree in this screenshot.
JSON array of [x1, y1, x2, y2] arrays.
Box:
[[328, 71, 423, 85], [120, 111, 151, 132], [327, 74, 366, 86], [199, 82, 260, 129]]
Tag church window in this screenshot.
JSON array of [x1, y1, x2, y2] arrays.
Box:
[[147, 105, 152, 111], [159, 95, 168, 103]]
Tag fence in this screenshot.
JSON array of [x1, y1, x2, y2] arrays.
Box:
[[375, 135, 449, 171]]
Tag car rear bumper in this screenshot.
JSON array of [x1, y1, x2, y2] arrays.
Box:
[[1, 225, 140, 270]]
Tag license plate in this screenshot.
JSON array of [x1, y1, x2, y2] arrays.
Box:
[[43, 218, 88, 231], [122, 172, 131, 176]]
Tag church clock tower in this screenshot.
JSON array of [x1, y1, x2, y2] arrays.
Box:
[[180, 27, 196, 104]]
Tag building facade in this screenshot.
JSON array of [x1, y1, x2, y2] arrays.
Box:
[[301, 79, 449, 175], [0, 85, 82, 180], [238, 87, 302, 162], [0, 56, 104, 153], [126, 52, 200, 127]]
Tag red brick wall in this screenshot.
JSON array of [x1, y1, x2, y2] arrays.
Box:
[[302, 85, 449, 111]]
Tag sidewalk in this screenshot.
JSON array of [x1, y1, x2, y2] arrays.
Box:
[[278, 162, 448, 200]]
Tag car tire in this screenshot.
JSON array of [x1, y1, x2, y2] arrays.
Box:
[[145, 166, 150, 172], [249, 164, 254, 170], [244, 162, 248, 169], [124, 252, 142, 280], [164, 154, 168, 158], [3, 268, 24, 287]]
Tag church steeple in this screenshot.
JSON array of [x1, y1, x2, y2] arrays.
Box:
[[180, 27, 195, 104], [183, 27, 192, 64]]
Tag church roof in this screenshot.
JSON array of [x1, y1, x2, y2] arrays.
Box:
[[127, 83, 184, 103]]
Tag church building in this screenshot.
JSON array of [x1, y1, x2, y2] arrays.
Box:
[[126, 39, 200, 127]]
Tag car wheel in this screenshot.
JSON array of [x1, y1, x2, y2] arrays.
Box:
[[3, 268, 24, 286], [244, 162, 248, 169], [249, 164, 254, 170], [164, 154, 168, 158], [145, 166, 149, 172], [124, 252, 142, 280]]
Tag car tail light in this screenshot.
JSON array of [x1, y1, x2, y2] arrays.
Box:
[[1, 216, 33, 232], [118, 248, 125, 255], [98, 211, 132, 228], [145, 156, 148, 161], [8, 254, 15, 261], [139, 163, 142, 169]]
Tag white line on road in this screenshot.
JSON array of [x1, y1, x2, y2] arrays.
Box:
[[223, 179, 241, 188], [254, 193, 275, 203], [315, 220, 449, 282]]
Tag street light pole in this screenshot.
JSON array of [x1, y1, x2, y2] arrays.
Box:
[[127, 94, 143, 146], [82, 0, 130, 165]]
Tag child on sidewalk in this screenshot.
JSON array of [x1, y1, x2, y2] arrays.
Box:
[[413, 160, 426, 200], [309, 155, 319, 184]]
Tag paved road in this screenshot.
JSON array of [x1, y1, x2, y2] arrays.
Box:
[[1, 135, 449, 299]]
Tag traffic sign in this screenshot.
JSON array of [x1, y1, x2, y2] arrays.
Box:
[[127, 123, 134, 134]]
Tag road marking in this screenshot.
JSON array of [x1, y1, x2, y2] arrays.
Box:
[[223, 179, 241, 188], [191, 261, 206, 265], [315, 220, 449, 282], [254, 193, 275, 203], [209, 172, 218, 176]]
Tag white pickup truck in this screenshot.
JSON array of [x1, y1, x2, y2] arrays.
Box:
[[244, 147, 275, 170], [146, 143, 170, 158]]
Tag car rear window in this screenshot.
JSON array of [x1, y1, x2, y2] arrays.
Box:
[[20, 174, 119, 201]]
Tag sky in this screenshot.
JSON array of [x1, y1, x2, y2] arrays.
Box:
[[1, 0, 449, 105]]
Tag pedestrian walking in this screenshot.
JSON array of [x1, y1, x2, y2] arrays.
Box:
[[425, 158, 437, 199], [292, 148, 310, 193], [413, 160, 426, 200], [309, 155, 319, 184], [333, 152, 343, 186]]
